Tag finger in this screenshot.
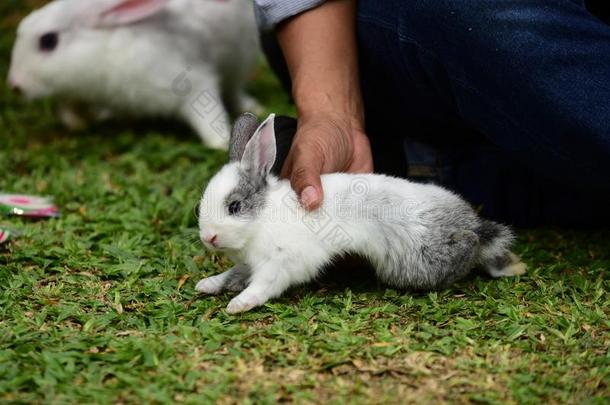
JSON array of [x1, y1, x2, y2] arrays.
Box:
[[290, 153, 324, 210]]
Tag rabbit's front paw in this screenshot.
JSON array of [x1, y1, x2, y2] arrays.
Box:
[[195, 275, 226, 295], [226, 292, 263, 314]]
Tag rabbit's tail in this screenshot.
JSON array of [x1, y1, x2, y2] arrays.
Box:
[[475, 220, 527, 278]]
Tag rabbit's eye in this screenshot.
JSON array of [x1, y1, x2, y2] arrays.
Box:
[[39, 32, 59, 52], [228, 200, 242, 216]]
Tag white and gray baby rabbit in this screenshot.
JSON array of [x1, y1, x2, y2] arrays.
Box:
[[195, 114, 527, 313], [7, 0, 260, 149]]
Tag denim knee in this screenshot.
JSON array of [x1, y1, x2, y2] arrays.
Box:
[[358, 0, 610, 189], [395, 1, 593, 55]]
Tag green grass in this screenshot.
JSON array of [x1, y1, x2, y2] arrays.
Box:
[[1, 2, 609, 403]]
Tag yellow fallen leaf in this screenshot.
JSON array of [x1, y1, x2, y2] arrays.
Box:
[[371, 342, 393, 347], [177, 274, 190, 290]]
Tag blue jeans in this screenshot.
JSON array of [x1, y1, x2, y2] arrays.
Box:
[[357, 0, 610, 227]]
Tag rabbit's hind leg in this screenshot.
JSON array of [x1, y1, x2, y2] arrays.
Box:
[[385, 229, 480, 290], [236, 93, 263, 115], [181, 84, 231, 149]]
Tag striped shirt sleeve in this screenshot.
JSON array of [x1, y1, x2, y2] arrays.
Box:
[[253, 0, 326, 29]]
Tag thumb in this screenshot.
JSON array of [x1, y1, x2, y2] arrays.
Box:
[[290, 155, 324, 211]]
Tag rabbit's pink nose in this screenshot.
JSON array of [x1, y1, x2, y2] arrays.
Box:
[[203, 234, 218, 248]]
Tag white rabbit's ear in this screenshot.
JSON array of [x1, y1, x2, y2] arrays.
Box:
[[241, 114, 277, 178], [230, 113, 260, 162], [83, 0, 169, 27]]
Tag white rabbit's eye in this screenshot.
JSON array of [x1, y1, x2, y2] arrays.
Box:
[[228, 200, 242, 216], [39, 32, 59, 52]]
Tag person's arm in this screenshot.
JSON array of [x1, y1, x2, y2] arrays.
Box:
[[276, 0, 373, 210]]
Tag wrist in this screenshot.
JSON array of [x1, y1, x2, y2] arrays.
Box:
[[293, 81, 365, 132], [276, 0, 364, 130]]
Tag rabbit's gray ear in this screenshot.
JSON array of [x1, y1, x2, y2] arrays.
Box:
[[229, 113, 260, 162], [241, 114, 277, 178]]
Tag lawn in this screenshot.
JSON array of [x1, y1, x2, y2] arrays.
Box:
[[1, 1, 609, 404]]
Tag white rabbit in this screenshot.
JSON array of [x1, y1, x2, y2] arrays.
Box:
[[195, 114, 527, 313], [7, 0, 260, 150]]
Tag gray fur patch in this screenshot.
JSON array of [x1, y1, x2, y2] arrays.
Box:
[[229, 113, 259, 162], [479, 250, 518, 273], [376, 225, 480, 290], [490, 254, 513, 270], [222, 264, 251, 292], [476, 220, 501, 245], [224, 169, 268, 217]]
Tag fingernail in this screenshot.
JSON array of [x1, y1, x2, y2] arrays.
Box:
[[300, 186, 318, 209]]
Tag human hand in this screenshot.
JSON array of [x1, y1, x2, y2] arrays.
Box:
[[280, 112, 373, 210]]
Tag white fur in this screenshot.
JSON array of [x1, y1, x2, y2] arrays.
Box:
[[7, 0, 259, 149]]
